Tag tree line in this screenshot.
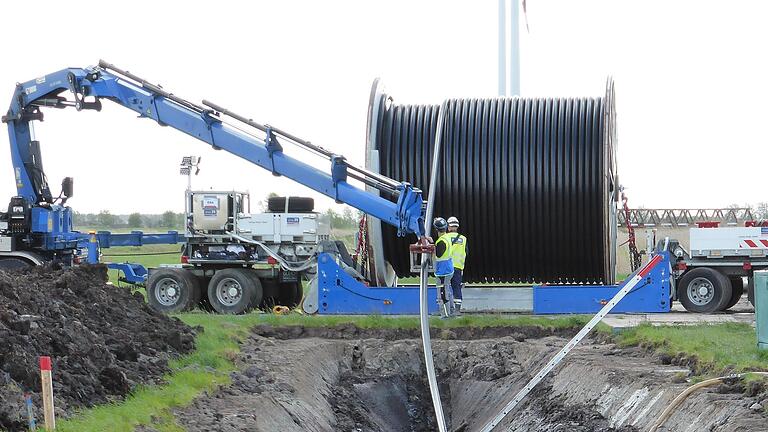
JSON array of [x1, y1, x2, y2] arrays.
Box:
[[73, 207, 362, 231], [73, 211, 185, 230]]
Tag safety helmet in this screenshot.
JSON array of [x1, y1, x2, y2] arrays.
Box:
[[447, 216, 459, 227], [433, 217, 448, 231]]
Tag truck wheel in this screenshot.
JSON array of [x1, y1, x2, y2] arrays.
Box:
[[724, 277, 745, 310], [748, 277, 755, 307], [207, 269, 263, 314], [258, 279, 280, 311], [278, 282, 302, 308], [147, 268, 200, 313], [0, 258, 31, 271], [678, 268, 732, 313]]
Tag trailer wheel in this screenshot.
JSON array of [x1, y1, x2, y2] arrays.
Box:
[[724, 277, 745, 310], [147, 268, 200, 313], [278, 281, 303, 309], [678, 268, 732, 313], [258, 279, 280, 311], [207, 269, 263, 314]]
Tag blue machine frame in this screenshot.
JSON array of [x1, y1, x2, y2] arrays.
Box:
[[533, 251, 672, 314], [316, 253, 439, 315]]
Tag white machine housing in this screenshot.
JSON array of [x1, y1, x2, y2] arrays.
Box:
[[186, 190, 329, 264], [237, 213, 320, 244], [689, 227, 768, 258]]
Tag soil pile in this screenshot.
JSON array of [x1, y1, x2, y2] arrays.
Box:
[[0, 265, 196, 431]]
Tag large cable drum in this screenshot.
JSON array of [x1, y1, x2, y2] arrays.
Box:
[[365, 79, 618, 285]]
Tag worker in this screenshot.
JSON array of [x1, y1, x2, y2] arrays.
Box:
[[432, 217, 455, 318], [446, 216, 467, 314]]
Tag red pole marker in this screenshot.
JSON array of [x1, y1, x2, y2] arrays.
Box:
[[39, 356, 55, 430]]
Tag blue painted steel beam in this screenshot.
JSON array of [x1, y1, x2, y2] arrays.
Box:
[[94, 231, 183, 248], [533, 252, 672, 314], [316, 253, 439, 315]]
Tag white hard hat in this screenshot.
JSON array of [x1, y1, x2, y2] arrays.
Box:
[[447, 216, 459, 227]]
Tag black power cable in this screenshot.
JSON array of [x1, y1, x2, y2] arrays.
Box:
[[372, 81, 618, 284]]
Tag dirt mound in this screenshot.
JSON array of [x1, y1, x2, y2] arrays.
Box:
[[0, 265, 196, 431]]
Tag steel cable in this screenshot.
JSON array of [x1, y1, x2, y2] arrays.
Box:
[[372, 81, 617, 284]]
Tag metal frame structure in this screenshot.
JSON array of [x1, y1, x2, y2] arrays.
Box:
[[620, 208, 755, 227]]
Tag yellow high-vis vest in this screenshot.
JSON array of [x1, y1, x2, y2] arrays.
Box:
[[445, 232, 467, 270], [434, 234, 454, 277]]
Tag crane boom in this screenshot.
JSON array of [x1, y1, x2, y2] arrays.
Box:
[[2, 61, 425, 256]]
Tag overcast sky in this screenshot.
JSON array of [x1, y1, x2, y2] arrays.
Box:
[[1, 1, 766, 214]]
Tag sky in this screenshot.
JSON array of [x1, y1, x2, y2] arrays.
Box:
[[0, 0, 766, 214]]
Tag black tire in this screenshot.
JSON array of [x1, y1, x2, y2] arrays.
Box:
[[207, 269, 262, 314], [0, 258, 31, 271], [267, 196, 314, 213], [724, 277, 745, 310], [748, 277, 755, 307], [258, 279, 280, 311], [278, 281, 303, 308], [678, 268, 732, 313], [147, 268, 200, 313]]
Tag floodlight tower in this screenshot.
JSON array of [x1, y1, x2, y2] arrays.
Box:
[[180, 156, 201, 234]]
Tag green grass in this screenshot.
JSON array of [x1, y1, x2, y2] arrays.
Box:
[[56, 313, 263, 432], [254, 312, 599, 330], [615, 322, 768, 375]]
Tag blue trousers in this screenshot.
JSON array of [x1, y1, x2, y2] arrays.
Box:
[[450, 269, 463, 301]]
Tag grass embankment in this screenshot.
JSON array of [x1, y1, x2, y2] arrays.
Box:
[[57, 313, 259, 432], [615, 322, 768, 376]]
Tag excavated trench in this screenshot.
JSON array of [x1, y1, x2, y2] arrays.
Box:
[[175, 324, 767, 432]]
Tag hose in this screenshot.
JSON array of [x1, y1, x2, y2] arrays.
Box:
[[370, 80, 618, 284], [648, 372, 768, 432], [418, 101, 449, 432]]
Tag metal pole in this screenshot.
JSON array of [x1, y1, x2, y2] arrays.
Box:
[[509, 0, 521, 96], [419, 101, 449, 432], [498, 0, 507, 96]]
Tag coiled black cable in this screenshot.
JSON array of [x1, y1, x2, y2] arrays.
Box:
[[371, 81, 617, 284]]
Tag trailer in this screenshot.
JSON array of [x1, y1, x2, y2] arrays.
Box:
[[669, 223, 767, 312], [143, 191, 329, 314]]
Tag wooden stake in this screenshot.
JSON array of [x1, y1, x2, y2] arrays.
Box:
[[39, 356, 55, 431]]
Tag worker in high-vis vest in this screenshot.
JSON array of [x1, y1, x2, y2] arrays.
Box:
[[432, 217, 455, 318], [446, 216, 467, 314]]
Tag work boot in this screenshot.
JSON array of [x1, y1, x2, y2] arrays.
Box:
[[454, 302, 462, 316]]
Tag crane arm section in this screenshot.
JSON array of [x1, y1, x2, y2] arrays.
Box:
[[2, 62, 425, 238]]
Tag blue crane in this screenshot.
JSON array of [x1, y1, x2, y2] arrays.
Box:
[[1, 61, 426, 271]]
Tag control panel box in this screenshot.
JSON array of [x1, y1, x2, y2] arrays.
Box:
[[191, 193, 230, 231]]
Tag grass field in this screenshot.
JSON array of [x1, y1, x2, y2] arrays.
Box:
[[58, 244, 765, 430]]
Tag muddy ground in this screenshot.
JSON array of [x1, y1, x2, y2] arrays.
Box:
[[171, 324, 767, 431], [0, 265, 196, 432]]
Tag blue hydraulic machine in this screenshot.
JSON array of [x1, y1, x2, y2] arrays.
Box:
[[2, 61, 427, 289]]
